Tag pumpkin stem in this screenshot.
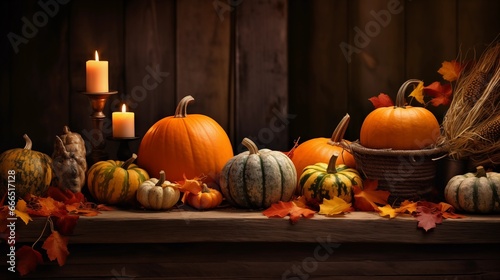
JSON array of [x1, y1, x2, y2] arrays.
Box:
[[475, 166, 487, 178], [242, 137, 259, 154], [156, 170, 166, 186], [201, 183, 211, 193], [63, 125, 70, 134], [326, 152, 339, 174], [175, 95, 195, 118], [328, 113, 350, 145], [121, 153, 137, 169], [22, 134, 33, 150], [395, 79, 422, 108]]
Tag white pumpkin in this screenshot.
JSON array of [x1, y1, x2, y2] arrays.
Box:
[[136, 170, 180, 210]]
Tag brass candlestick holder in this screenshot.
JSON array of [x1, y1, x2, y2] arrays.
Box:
[[82, 91, 118, 164]]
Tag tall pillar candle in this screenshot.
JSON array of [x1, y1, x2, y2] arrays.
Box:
[[112, 104, 135, 138], [86, 50, 109, 93]]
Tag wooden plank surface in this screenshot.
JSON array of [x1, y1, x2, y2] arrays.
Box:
[[16, 208, 500, 244]]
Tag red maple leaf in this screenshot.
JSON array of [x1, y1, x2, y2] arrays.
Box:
[[16, 245, 44, 276], [42, 231, 70, 266], [414, 203, 443, 231], [262, 201, 316, 224], [424, 82, 452, 106], [53, 215, 80, 235], [368, 93, 394, 109], [47, 186, 85, 205]]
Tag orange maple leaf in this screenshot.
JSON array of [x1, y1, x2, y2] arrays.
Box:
[[353, 179, 390, 212], [378, 204, 398, 218], [42, 231, 69, 266], [263, 201, 316, 224], [26, 196, 67, 217], [178, 175, 204, 195], [424, 81, 452, 106], [319, 197, 353, 216], [16, 245, 43, 276], [438, 60, 462, 82], [368, 93, 394, 109], [396, 200, 417, 214]]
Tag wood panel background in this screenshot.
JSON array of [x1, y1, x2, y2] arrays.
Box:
[[1, 0, 499, 158]]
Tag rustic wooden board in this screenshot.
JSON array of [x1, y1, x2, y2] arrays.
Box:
[[124, 0, 176, 155], [234, 0, 289, 152], [176, 0, 231, 135], [3, 242, 499, 279], [288, 0, 350, 143], [16, 208, 500, 244]]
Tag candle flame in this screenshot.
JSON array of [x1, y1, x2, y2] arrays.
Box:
[[95, 50, 99, 61], [121, 104, 126, 112]]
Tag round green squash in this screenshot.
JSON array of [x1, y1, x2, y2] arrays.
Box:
[[0, 134, 53, 199], [444, 166, 500, 213], [219, 138, 297, 209], [299, 152, 362, 204], [87, 153, 149, 206]]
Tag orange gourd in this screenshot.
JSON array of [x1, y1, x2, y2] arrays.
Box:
[[291, 114, 356, 187], [360, 79, 440, 150], [137, 95, 233, 185], [184, 184, 223, 210]]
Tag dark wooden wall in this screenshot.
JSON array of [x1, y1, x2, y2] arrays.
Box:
[[1, 0, 499, 158]]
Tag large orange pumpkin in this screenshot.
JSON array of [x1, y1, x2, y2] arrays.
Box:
[[137, 95, 233, 185], [360, 79, 440, 150], [291, 114, 356, 189]]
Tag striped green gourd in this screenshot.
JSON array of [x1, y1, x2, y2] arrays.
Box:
[[299, 152, 362, 204], [219, 138, 297, 209], [87, 153, 149, 206], [0, 134, 53, 199], [444, 166, 500, 213]]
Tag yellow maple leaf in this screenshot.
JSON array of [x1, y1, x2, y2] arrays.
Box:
[[15, 199, 32, 225], [378, 204, 398, 219], [408, 81, 425, 104], [438, 60, 461, 82], [319, 197, 352, 216]]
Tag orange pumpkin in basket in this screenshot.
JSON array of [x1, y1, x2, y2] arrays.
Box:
[[137, 95, 234, 185], [360, 79, 440, 150]]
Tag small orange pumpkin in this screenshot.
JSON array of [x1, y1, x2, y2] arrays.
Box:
[[291, 114, 356, 187], [184, 184, 223, 210], [137, 95, 234, 185], [360, 79, 440, 150]]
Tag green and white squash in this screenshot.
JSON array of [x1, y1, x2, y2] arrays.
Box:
[[219, 138, 297, 209], [136, 170, 180, 210], [0, 134, 53, 199], [444, 166, 500, 213], [299, 152, 362, 204], [87, 153, 149, 206]]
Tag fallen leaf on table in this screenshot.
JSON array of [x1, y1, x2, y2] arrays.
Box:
[[263, 201, 316, 224], [437, 202, 465, 219], [397, 200, 417, 214], [53, 215, 80, 235], [16, 245, 43, 276], [319, 197, 352, 216], [353, 179, 390, 212], [378, 204, 398, 219], [15, 199, 32, 225], [415, 205, 443, 231], [42, 231, 69, 266], [26, 196, 67, 218]]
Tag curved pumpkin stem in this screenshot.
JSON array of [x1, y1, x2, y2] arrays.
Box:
[[175, 95, 195, 118], [121, 153, 137, 169], [326, 152, 339, 174], [22, 134, 32, 150], [328, 113, 350, 145], [201, 183, 211, 193], [475, 166, 487, 178], [242, 137, 259, 155], [156, 170, 166, 186], [63, 125, 70, 134], [395, 79, 422, 108]]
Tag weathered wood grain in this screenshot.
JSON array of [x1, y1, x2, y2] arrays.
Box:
[[234, 0, 289, 152], [16, 208, 500, 244]]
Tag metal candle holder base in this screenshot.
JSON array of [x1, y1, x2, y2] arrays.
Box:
[[82, 91, 118, 164]]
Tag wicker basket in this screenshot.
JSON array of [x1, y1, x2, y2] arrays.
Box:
[[350, 142, 447, 203]]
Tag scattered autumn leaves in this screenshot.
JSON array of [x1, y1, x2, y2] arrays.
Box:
[[263, 179, 464, 232]]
